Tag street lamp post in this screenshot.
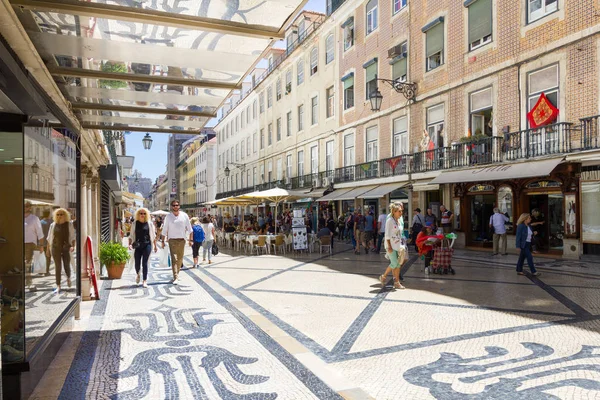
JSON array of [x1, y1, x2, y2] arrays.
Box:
[[142, 133, 153, 150], [368, 75, 417, 112]]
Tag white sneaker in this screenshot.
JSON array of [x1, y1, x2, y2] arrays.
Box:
[[172, 278, 179, 285], [136, 273, 140, 285], [142, 281, 148, 288]]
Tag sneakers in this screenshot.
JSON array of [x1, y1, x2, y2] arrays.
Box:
[[53, 287, 60, 295], [532, 272, 541, 276], [172, 278, 179, 285], [142, 281, 148, 288], [136, 273, 140, 285], [379, 274, 387, 286], [393, 281, 405, 289]]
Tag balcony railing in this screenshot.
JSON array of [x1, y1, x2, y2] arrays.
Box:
[[215, 117, 600, 200]]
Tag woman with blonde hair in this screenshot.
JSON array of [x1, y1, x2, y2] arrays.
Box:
[[379, 202, 406, 289], [129, 207, 157, 287], [46, 208, 75, 294], [515, 213, 540, 276]]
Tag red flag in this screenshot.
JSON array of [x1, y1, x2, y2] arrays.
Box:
[[527, 92, 559, 128]]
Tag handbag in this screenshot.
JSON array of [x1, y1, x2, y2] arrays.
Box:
[[211, 242, 219, 256]]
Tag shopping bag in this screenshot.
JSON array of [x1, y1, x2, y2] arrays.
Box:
[[159, 246, 170, 267], [32, 251, 46, 274], [212, 242, 219, 256]]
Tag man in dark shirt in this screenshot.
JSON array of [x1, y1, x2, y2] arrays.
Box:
[[326, 214, 336, 249]]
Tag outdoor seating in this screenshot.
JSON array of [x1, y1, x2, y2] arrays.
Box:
[[254, 235, 269, 255], [271, 235, 286, 255], [319, 236, 332, 255]]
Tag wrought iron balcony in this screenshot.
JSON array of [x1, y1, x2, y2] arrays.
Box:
[[504, 122, 580, 160]]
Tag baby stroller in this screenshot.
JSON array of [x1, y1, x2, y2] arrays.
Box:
[[430, 238, 455, 275]]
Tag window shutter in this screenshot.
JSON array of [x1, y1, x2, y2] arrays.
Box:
[[365, 62, 377, 82], [344, 76, 354, 90], [392, 58, 407, 80], [426, 23, 444, 57], [468, 0, 492, 44]]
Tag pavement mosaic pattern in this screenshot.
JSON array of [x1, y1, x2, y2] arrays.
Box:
[[30, 243, 600, 399]]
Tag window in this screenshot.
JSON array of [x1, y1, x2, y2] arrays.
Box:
[[427, 104, 445, 148], [260, 129, 265, 149], [297, 150, 304, 176], [298, 104, 304, 131], [286, 154, 292, 181], [344, 133, 355, 166], [343, 19, 354, 50], [310, 47, 318, 75], [364, 59, 378, 99], [241, 141, 245, 159], [393, 117, 409, 156], [241, 110, 245, 128], [267, 160, 273, 182], [286, 111, 292, 136], [246, 170, 250, 188], [470, 87, 493, 137], [277, 118, 282, 141], [297, 59, 304, 85], [285, 69, 292, 94], [366, 126, 378, 162], [298, 20, 307, 41], [528, 0, 558, 23], [277, 158, 283, 180], [391, 42, 407, 82], [468, 0, 492, 50], [310, 145, 318, 174], [260, 164, 265, 183], [527, 64, 559, 124], [253, 132, 257, 153], [247, 106, 251, 123], [393, 0, 407, 14], [267, 86, 273, 108], [311, 96, 318, 125], [366, 0, 378, 35], [268, 123, 273, 146], [276, 79, 282, 100], [259, 92, 265, 113], [326, 86, 335, 118], [424, 19, 444, 71], [325, 140, 334, 173], [253, 167, 257, 185], [343, 75, 355, 110], [326, 34, 334, 64], [253, 100, 257, 119]]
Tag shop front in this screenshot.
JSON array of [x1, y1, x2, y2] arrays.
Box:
[[431, 158, 580, 258], [581, 167, 600, 255]]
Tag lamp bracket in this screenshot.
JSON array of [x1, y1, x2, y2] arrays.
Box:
[[378, 78, 417, 102]]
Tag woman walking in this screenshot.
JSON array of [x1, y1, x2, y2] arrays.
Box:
[[46, 208, 75, 294], [190, 217, 205, 268], [379, 202, 406, 289], [129, 208, 157, 288], [201, 216, 216, 265], [515, 213, 541, 276]]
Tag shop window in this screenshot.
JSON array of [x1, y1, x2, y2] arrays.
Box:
[[366, 0, 378, 35], [424, 18, 444, 71], [470, 87, 493, 137], [310, 47, 318, 75], [364, 59, 378, 100], [390, 42, 408, 82], [427, 103, 445, 148], [343, 75, 355, 110], [393, 116, 409, 156], [528, 0, 558, 23], [326, 34, 335, 64], [343, 18, 354, 51], [467, 0, 492, 51]]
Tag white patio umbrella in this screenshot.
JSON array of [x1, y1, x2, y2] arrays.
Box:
[[150, 210, 169, 216], [206, 196, 253, 230]]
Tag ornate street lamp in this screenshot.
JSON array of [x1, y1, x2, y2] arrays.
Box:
[[369, 89, 383, 112], [224, 166, 231, 177], [142, 133, 153, 150], [31, 161, 39, 174], [368, 74, 417, 112]]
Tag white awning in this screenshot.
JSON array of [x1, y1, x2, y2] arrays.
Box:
[[358, 182, 408, 199], [412, 183, 439, 192], [316, 188, 353, 202], [430, 158, 564, 185], [335, 185, 379, 201]]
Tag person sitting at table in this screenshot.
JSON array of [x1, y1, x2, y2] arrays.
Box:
[[249, 222, 257, 232], [266, 222, 275, 235], [257, 225, 267, 235], [224, 223, 235, 233]]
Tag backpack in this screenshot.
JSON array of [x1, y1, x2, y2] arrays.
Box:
[[192, 225, 205, 243]]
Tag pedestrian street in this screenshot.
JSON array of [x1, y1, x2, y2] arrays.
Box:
[[29, 244, 600, 399]]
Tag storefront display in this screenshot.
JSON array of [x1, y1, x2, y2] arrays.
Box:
[[582, 182, 600, 243]]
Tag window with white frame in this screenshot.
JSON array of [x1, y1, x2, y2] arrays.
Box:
[[285, 69, 292, 93], [366, 0, 378, 35], [268, 160, 272, 182], [311, 96, 318, 125], [276, 78, 282, 100], [393, 116, 409, 156], [364, 59, 378, 100], [298, 20, 306, 41], [253, 132, 257, 152], [297, 150, 304, 176], [286, 154, 292, 182], [260, 129, 265, 149], [267, 86, 273, 108], [528, 0, 558, 24], [343, 75, 354, 110], [277, 158, 283, 180], [325, 140, 334, 174], [344, 133, 355, 166], [326, 86, 335, 118], [246, 170, 250, 188], [268, 123, 273, 146], [391, 41, 407, 82], [253, 100, 257, 118], [235, 144, 239, 161], [241, 141, 245, 159], [247, 106, 250, 123], [343, 18, 354, 50], [260, 164, 265, 183], [286, 111, 292, 136], [297, 59, 304, 85], [246, 137, 250, 156], [277, 118, 282, 141], [393, 0, 407, 14], [298, 104, 304, 131], [527, 64, 559, 124], [310, 47, 318, 75], [366, 126, 378, 162], [326, 34, 334, 64], [470, 87, 493, 137], [467, 0, 492, 50], [427, 104, 445, 148], [259, 92, 265, 113], [253, 167, 257, 185], [241, 110, 245, 128], [310, 145, 318, 174], [424, 19, 444, 71]]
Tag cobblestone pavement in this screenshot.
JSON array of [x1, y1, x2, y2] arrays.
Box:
[[30, 242, 600, 399]]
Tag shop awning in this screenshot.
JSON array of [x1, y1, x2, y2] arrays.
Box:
[[335, 185, 380, 201], [316, 188, 354, 202], [430, 158, 564, 185], [358, 182, 408, 199]]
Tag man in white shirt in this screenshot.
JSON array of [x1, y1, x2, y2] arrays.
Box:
[[162, 199, 193, 284], [489, 207, 509, 256], [376, 209, 387, 253], [24, 201, 44, 291]]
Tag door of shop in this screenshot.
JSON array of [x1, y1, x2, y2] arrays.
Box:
[[528, 194, 564, 252], [363, 199, 378, 215], [468, 194, 495, 247]]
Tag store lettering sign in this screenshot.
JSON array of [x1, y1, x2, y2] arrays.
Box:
[[471, 165, 512, 175]]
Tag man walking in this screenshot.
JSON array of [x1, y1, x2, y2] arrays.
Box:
[[376, 208, 387, 253], [440, 205, 454, 234], [490, 207, 509, 255], [162, 199, 192, 284], [24, 201, 44, 291]]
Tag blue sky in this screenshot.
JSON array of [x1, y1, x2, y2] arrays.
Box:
[[129, 0, 325, 182]]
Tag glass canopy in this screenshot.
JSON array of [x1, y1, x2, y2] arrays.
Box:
[[13, 0, 305, 134]]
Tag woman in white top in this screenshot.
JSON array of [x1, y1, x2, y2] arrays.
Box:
[[201, 216, 216, 264], [379, 202, 406, 289]]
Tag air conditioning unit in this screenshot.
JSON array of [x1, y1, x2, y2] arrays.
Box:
[[312, 178, 320, 188], [322, 177, 331, 187], [388, 44, 404, 58]]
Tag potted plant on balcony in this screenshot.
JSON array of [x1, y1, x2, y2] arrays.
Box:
[[99, 242, 131, 279]]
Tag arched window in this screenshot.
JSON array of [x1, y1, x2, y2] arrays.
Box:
[[326, 33, 334, 64]]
